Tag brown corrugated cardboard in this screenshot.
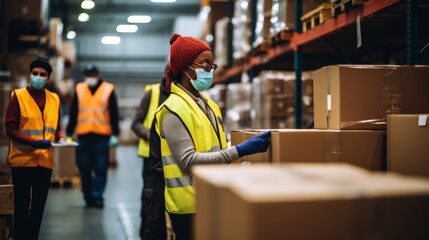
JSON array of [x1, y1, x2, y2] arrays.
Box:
[[193, 164, 429, 240], [314, 65, 429, 130], [263, 95, 294, 117], [0, 185, 13, 215], [387, 114, 429, 177], [52, 146, 77, 178], [271, 129, 386, 171]]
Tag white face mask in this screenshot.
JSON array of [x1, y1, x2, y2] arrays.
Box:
[[85, 77, 98, 87]]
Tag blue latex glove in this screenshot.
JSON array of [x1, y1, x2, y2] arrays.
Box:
[[235, 131, 271, 157], [109, 135, 119, 147], [34, 140, 52, 149]]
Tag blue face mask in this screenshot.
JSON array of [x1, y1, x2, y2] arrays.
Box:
[[30, 75, 47, 90], [186, 67, 214, 92]]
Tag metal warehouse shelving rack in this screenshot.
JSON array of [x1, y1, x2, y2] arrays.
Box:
[[213, 0, 428, 129]]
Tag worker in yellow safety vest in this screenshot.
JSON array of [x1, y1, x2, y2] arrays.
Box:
[[153, 34, 271, 240], [5, 57, 65, 240], [131, 73, 170, 240]]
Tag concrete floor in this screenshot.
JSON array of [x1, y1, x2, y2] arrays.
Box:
[[40, 145, 143, 240]]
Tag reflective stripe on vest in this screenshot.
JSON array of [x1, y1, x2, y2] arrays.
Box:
[[8, 88, 60, 169], [76, 81, 114, 136], [155, 82, 227, 214], [138, 83, 160, 158]]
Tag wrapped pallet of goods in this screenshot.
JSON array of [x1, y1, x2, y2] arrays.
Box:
[[199, 0, 228, 45], [49, 18, 63, 55], [251, 71, 314, 129], [270, 0, 324, 42], [253, 0, 273, 51], [224, 83, 252, 135], [203, 84, 227, 117], [232, 0, 251, 62], [214, 17, 229, 70]]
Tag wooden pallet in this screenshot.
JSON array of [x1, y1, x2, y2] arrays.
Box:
[[50, 177, 80, 188], [331, 0, 365, 17], [254, 40, 271, 54], [301, 3, 333, 32], [271, 28, 294, 44]]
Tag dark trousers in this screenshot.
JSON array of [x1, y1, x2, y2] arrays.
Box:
[[168, 212, 193, 240], [140, 158, 166, 240], [11, 166, 52, 240], [76, 138, 109, 202]]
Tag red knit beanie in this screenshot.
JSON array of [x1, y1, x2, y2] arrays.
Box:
[[166, 33, 211, 91]]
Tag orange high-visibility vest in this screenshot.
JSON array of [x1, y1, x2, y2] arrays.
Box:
[[76, 81, 114, 136], [8, 88, 60, 169]]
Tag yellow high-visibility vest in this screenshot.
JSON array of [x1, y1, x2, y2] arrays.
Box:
[[8, 88, 60, 169], [155, 82, 227, 214], [76, 81, 114, 136], [138, 83, 160, 158]]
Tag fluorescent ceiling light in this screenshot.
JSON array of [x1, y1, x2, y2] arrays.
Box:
[[81, 0, 95, 9], [101, 36, 121, 45], [151, 0, 176, 3], [116, 24, 138, 33], [78, 13, 90, 22], [66, 31, 76, 39], [127, 15, 152, 23]]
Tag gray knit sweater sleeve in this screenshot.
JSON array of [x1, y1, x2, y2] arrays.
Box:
[[161, 112, 239, 174], [131, 90, 152, 140]]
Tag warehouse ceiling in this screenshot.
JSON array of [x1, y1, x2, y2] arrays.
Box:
[[49, 0, 202, 87]]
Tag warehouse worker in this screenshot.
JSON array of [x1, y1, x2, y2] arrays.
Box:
[[153, 34, 270, 240], [66, 64, 119, 208], [131, 75, 170, 240], [5, 57, 65, 240]]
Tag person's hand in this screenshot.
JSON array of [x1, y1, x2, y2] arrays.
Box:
[[58, 137, 66, 142], [235, 131, 271, 157], [34, 140, 52, 149], [109, 135, 119, 147], [66, 137, 74, 143]]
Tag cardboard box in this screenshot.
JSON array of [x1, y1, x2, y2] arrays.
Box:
[[52, 146, 77, 178], [5, 0, 49, 25], [194, 164, 429, 240], [230, 130, 271, 164], [0, 185, 13, 215], [387, 114, 429, 177], [263, 95, 294, 117], [314, 65, 429, 130], [271, 129, 386, 171], [49, 18, 63, 54]]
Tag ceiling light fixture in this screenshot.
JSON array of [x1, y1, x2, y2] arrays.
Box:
[[66, 31, 76, 39], [116, 24, 138, 33], [78, 13, 90, 22], [127, 15, 152, 23], [81, 0, 95, 9], [101, 36, 121, 45], [150, 0, 176, 3]]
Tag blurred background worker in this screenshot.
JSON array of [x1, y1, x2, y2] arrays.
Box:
[[66, 64, 120, 209], [5, 57, 65, 240], [153, 34, 271, 240], [131, 71, 170, 240]]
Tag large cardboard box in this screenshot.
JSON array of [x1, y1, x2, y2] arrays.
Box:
[[387, 114, 429, 177], [271, 129, 386, 171], [194, 164, 429, 240], [314, 65, 429, 130], [5, 0, 49, 25], [52, 146, 77, 178]]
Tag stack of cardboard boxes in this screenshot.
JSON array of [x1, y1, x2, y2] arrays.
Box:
[[193, 164, 429, 239], [224, 83, 252, 134], [232, 65, 429, 172], [251, 71, 313, 129]]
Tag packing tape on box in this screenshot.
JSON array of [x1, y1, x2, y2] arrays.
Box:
[[324, 131, 342, 163], [327, 66, 403, 129]]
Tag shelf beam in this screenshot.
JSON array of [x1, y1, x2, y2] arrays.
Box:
[[406, 0, 419, 64]]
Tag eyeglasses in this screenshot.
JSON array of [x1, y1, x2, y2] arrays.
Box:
[[32, 71, 47, 77], [192, 62, 218, 72]]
